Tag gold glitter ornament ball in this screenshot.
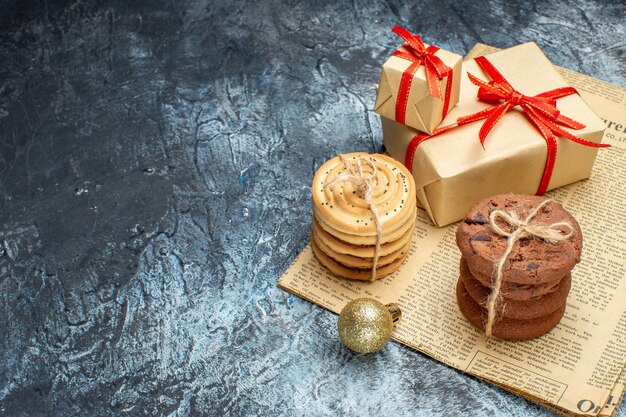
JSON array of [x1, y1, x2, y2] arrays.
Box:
[[338, 298, 402, 353]]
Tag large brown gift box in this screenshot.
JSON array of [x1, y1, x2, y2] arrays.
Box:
[[374, 28, 462, 134], [382, 42, 607, 227]]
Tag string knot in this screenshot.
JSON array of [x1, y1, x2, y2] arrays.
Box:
[[484, 199, 574, 337]]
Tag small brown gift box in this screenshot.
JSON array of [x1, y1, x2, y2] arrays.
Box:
[[374, 28, 462, 134], [382, 42, 607, 227]]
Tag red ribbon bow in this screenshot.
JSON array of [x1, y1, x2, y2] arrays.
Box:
[[404, 55, 609, 196], [391, 26, 454, 124]]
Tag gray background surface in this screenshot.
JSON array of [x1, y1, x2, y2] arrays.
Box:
[[0, 0, 624, 415]]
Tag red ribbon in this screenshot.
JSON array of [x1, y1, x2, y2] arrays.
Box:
[[391, 26, 454, 125], [404, 55, 609, 195]]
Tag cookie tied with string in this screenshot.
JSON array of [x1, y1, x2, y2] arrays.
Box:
[[311, 152, 417, 281], [455, 194, 581, 340], [456, 194, 582, 286]]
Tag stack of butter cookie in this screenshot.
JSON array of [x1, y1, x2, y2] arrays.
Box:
[[455, 194, 582, 340], [311, 152, 417, 281]]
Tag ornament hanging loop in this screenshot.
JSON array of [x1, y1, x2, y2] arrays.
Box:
[[385, 303, 402, 324]]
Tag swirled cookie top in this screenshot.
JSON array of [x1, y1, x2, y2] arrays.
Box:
[[312, 152, 416, 236]]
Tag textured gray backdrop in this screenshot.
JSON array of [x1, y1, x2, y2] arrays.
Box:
[[0, 0, 624, 415]]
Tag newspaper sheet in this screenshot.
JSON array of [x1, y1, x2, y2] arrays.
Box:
[[278, 43, 626, 417]]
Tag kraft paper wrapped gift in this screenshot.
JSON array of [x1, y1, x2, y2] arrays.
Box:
[[382, 42, 607, 227], [374, 27, 462, 133]]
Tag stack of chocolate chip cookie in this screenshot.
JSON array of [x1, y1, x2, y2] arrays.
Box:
[[455, 194, 582, 340], [311, 152, 417, 281]]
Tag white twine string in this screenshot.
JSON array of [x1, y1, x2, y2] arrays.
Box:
[[485, 199, 574, 337], [324, 155, 383, 281]]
